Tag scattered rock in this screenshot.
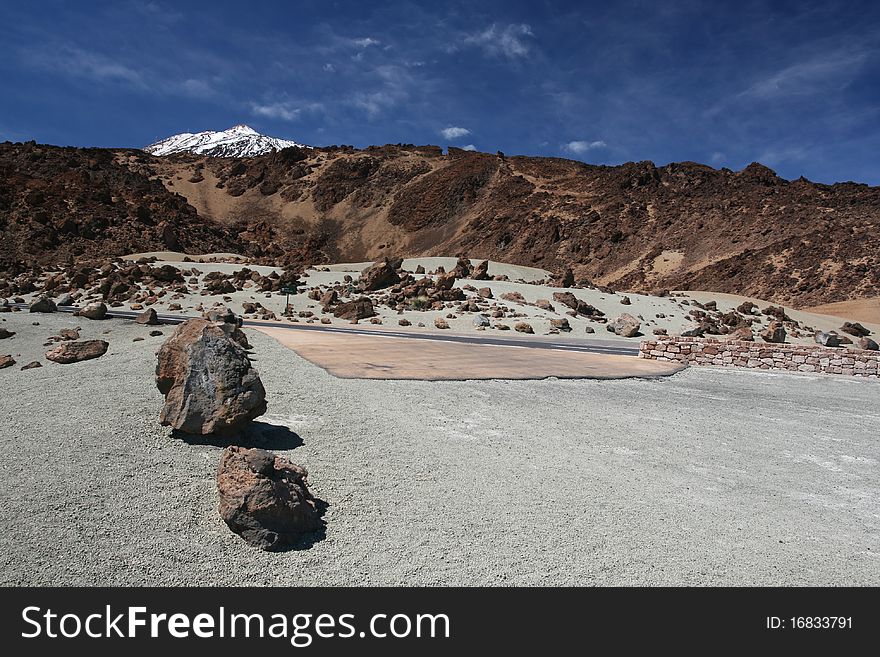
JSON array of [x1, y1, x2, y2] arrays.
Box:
[[652, 328, 668, 336], [681, 325, 704, 338], [728, 326, 754, 341], [550, 318, 571, 332], [840, 322, 870, 337], [477, 287, 493, 299], [217, 446, 321, 551], [514, 322, 534, 334], [0, 328, 15, 339], [58, 328, 79, 341], [45, 340, 109, 364], [359, 259, 400, 291], [620, 296, 631, 305], [0, 355, 15, 369], [434, 317, 449, 329], [156, 319, 266, 435], [858, 337, 878, 350], [814, 331, 841, 348], [29, 297, 57, 313], [473, 314, 490, 327], [471, 259, 490, 280], [737, 301, 757, 315], [333, 298, 376, 320], [135, 308, 160, 325], [584, 326, 595, 334], [535, 299, 554, 311], [79, 302, 108, 320], [398, 318, 411, 326], [56, 293, 74, 307], [149, 330, 164, 337], [20, 361, 42, 370], [760, 320, 786, 343], [501, 291, 525, 303], [607, 313, 641, 337]]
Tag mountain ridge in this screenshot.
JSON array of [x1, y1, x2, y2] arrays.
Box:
[[1, 139, 877, 308]]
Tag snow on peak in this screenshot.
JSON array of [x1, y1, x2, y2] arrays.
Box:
[[143, 125, 310, 157]]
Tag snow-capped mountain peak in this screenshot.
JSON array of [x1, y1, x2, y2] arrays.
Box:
[[144, 125, 309, 157]]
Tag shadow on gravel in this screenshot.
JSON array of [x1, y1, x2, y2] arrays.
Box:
[[278, 498, 330, 552], [173, 422, 304, 450]]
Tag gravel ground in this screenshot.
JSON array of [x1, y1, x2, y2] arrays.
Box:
[[1, 311, 878, 586]]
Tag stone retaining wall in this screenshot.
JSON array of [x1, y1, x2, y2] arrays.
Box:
[[639, 337, 879, 378]]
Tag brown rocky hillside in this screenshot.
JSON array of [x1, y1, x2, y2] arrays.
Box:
[[2, 140, 878, 307]]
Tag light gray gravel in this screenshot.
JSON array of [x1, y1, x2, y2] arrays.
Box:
[[1, 311, 878, 586]]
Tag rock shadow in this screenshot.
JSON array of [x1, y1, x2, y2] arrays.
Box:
[[173, 421, 304, 450], [275, 498, 330, 552]]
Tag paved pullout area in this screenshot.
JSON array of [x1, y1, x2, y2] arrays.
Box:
[[1, 312, 878, 585], [254, 327, 681, 380]]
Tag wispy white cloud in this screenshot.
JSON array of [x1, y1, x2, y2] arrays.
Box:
[[562, 139, 606, 154], [440, 126, 471, 139], [23, 44, 147, 88], [250, 100, 323, 122], [352, 37, 381, 48], [463, 24, 535, 59], [461, 144, 477, 151], [740, 48, 870, 100]]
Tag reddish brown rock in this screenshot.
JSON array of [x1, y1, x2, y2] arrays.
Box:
[[359, 259, 400, 291], [857, 337, 878, 350], [20, 361, 42, 370], [760, 320, 786, 343], [841, 322, 871, 337], [514, 321, 534, 334], [0, 355, 15, 369], [728, 326, 754, 341], [471, 259, 490, 280], [45, 340, 109, 364], [217, 446, 321, 551], [156, 319, 266, 435], [333, 297, 375, 320], [434, 317, 450, 329]]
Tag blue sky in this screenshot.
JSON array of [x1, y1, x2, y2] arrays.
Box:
[[2, 0, 880, 184]]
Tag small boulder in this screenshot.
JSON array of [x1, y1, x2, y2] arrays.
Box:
[[728, 326, 754, 341], [434, 317, 449, 329], [79, 302, 108, 320], [0, 328, 15, 339], [814, 331, 842, 348], [550, 318, 571, 332], [29, 297, 57, 313], [398, 318, 411, 326], [535, 299, 554, 311], [359, 259, 400, 291], [840, 322, 870, 337], [857, 337, 878, 351], [681, 325, 704, 338], [619, 296, 631, 305], [760, 320, 786, 343], [21, 361, 42, 370], [514, 322, 534, 334], [56, 293, 75, 307], [477, 287, 493, 299], [0, 355, 15, 369], [333, 298, 376, 321], [607, 313, 641, 337], [217, 446, 321, 551], [473, 314, 490, 327], [135, 308, 160, 325], [737, 301, 757, 315], [45, 340, 109, 364], [471, 259, 490, 280]]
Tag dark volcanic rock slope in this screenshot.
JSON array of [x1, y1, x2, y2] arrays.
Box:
[[2, 140, 878, 307]]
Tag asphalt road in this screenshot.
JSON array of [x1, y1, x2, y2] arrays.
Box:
[[10, 303, 641, 356]]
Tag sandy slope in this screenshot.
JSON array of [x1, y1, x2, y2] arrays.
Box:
[[101, 254, 880, 347], [804, 296, 880, 326]]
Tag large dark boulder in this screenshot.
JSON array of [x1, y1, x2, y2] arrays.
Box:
[[156, 319, 266, 435], [333, 297, 376, 320]]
